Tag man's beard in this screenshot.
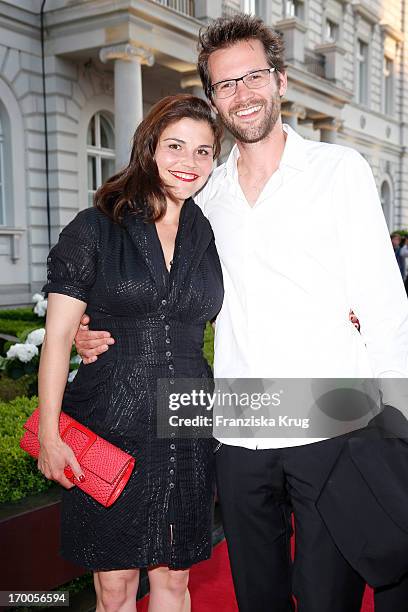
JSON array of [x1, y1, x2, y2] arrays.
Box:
[[218, 92, 281, 144]]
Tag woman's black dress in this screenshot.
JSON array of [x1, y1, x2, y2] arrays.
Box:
[[42, 198, 224, 571]]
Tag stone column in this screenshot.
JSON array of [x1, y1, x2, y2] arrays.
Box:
[[100, 44, 154, 170], [281, 102, 306, 129], [314, 117, 343, 144], [180, 74, 206, 100]]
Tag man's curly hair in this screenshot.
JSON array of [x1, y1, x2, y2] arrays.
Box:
[[197, 14, 285, 101]]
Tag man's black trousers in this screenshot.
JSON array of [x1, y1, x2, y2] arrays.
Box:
[[215, 439, 408, 612]]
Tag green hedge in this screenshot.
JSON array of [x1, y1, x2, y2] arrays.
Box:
[[203, 322, 214, 366], [0, 375, 35, 402], [0, 307, 39, 321], [0, 396, 53, 503], [0, 319, 39, 338]]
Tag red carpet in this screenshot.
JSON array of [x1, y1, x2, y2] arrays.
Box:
[[138, 539, 374, 611]]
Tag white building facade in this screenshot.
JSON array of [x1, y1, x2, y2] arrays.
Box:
[[0, 0, 406, 306]]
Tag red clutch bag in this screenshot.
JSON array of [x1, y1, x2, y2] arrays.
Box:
[[20, 408, 135, 507]]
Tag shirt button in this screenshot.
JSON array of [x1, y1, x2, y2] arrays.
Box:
[[170, 456, 175, 462], [166, 351, 172, 358], [170, 431, 176, 436], [161, 299, 167, 306], [169, 482, 175, 489], [168, 364, 174, 371], [169, 469, 174, 475], [165, 324, 170, 331], [169, 379, 175, 385], [160, 314, 166, 320], [165, 338, 171, 344], [170, 443, 176, 450]]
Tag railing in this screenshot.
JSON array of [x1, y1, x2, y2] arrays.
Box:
[[304, 52, 326, 79], [151, 0, 195, 17]]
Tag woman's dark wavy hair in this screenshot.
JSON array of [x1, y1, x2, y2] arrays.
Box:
[[94, 94, 222, 223], [197, 14, 285, 101]]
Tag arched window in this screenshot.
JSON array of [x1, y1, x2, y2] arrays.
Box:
[[0, 82, 26, 240], [380, 179, 392, 227], [87, 112, 115, 207], [0, 114, 6, 225]]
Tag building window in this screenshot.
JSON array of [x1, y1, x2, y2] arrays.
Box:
[[87, 112, 115, 207], [244, 0, 255, 13], [285, 0, 304, 19], [0, 116, 6, 225], [383, 57, 394, 115], [380, 179, 391, 226], [325, 18, 339, 43], [356, 39, 369, 105], [244, 0, 263, 14]]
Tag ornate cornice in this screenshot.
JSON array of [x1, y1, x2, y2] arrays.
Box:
[[351, 0, 379, 25], [380, 22, 404, 43], [99, 43, 154, 66]]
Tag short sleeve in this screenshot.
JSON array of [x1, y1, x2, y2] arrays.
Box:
[[42, 208, 99, 303]]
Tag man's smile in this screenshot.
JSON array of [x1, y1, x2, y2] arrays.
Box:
[[234, 104, 263, 119]]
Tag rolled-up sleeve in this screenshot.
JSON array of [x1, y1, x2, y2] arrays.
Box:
[[42, 209, 99, 303]]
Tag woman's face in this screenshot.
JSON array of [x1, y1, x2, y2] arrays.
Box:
[[155, 117, 215, 204]]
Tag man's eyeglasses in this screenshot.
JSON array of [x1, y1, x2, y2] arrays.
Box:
[[211, 67, 277, 99]]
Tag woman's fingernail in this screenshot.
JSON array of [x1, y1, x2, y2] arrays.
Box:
[[78, 475, 85, 483]]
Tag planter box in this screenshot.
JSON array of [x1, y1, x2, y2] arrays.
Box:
[[0, 489, 223, 610], [0, 487, 85, 609]]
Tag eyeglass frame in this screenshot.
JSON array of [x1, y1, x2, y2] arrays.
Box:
[[210, 67, 278, 99]]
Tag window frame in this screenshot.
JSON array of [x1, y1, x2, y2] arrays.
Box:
[[0, 116, 6, 226], [86, 111, 115, 208], [325, 18, 339, 43], [284, 0, 304, 20], [0, 101, 14, 228], [383, 56, 394, 116], [356, 37, 369, 106]]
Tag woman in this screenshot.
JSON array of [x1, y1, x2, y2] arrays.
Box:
[[37, 94, 224, 612]]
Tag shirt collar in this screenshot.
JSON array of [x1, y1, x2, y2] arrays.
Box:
[[280, 124, 309, 171], [224, 123, 308, 179]]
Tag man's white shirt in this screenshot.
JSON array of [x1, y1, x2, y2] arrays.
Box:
[[194, 124, 408, 449]]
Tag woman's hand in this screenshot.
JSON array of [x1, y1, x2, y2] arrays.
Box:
[[74, 314, 115, 365], [38, 435, 85, 489]]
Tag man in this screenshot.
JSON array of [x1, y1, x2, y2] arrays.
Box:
[[74, 14, 408, 612], [392, 232, 406, 278]]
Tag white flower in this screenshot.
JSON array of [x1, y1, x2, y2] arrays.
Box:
[[6, 343, 39, 363], [26, 328, 45, 346], [70, 354, 82, 365], [68, 369, 78, 382], [32, 293, 44, 303], [34, 299, 47, 317]]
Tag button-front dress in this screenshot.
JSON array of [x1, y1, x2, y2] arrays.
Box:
[[42, 198, 224, 570]]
